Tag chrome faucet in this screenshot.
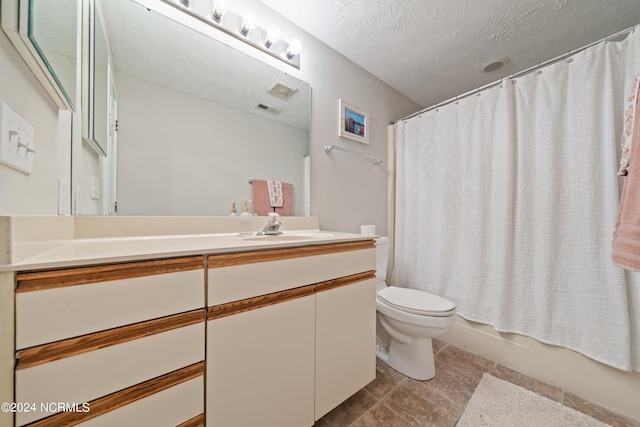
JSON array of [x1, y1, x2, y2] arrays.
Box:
[[257, 212, 283, 235]]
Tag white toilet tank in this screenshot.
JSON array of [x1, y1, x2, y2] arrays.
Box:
[[375, 237, 389, 290]]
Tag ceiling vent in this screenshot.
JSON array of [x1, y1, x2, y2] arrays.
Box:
[[255, 103, 282, 115], [267, 79, 298, 99]]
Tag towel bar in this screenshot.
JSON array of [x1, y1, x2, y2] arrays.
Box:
[[324, 145, 383, 165]]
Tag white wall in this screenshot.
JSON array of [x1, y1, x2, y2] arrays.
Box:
[[0, 29, 72, 215], [115, 73, 309, 216]]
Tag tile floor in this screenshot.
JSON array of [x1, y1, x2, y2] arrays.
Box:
[[314, 340, 640, 427]]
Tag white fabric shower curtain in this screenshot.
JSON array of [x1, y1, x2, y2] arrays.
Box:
[[394, 27, 640, 371]]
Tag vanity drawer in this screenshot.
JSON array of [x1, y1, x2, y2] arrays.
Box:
[[208, 242, 375, 305], [15, 257, 204, 349], [15, 322, 204, 426], [76, 377, 204, 427]]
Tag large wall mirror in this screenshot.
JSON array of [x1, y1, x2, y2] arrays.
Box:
[[1, 0, 78, 110], [94, 0, 311, 216]]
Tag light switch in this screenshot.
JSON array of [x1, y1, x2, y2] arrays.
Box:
[[0, 101, 35, 174]]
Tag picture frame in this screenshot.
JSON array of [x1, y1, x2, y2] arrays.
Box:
[[338, 99, 369, 144]]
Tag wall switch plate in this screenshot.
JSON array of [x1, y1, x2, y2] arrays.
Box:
[[0, 100, 35, 174], [91, 176, 100, 200], [58, 178, 70, 215]]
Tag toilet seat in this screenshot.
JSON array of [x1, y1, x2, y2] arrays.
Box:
[[377, 286, 455, 317]]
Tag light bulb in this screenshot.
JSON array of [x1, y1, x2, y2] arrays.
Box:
[[210, 0, 227, 22], [265, 26, 280, 48], [286, 39, 302, 59], [240, 10, 257, 36]]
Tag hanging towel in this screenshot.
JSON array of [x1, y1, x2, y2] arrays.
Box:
[[267, 180, 284, 207], [612, 85, 640, 271], [618, 71, 640, 176], [251, 179, 294, 216]]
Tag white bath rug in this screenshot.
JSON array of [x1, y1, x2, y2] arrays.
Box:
[[457, 374, 610, 427]]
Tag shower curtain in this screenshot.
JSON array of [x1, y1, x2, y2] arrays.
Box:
[[394, 27, 640, 371]]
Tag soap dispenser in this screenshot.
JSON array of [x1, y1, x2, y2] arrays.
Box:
[[229, 202, 237, 216], [239, 200, 252, 236]]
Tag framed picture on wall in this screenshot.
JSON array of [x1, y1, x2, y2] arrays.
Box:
[[338, 99, 369, 144]]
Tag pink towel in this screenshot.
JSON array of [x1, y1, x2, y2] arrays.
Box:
[[252, 180, 294, 216], [612, 87, 640, 271]]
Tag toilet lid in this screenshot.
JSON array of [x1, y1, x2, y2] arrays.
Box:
[[378, 286, 455, 317]]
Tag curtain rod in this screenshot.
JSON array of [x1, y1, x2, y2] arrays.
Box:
[[392, 25, 637, 124]]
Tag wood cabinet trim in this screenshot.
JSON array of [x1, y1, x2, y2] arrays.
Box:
[[16, 256, 205, 293], [314, 271, 377, 293], [16, 309, 206, 369], [23, 362, 204, 427], [207, 270, 376, 320], [207, 284, 316, 320], [177, 413, 205, 427], [207, 241, 375, 268]]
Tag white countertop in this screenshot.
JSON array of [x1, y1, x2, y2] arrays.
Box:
[[0, 230, 376, 272]]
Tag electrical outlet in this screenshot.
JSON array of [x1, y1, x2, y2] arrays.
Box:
[[91, 176, 100, 200], [58, 178, 70, 215], [74, 186, 82, 215], [0, 101, 35, 174]]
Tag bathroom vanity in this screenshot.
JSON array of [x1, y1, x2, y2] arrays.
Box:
[[0, 216, 376, 427]]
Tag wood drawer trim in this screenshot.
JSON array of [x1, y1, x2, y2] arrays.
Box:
[[16, 309, 206, 369], [207, 284, 316, 320], [315, 271, 376, 293], [208, 241, 374, 268], [177, 413, 205, 427], [24, 362, 204, 427], [16, 256, 205, 293], [207, 270, 376, 320]]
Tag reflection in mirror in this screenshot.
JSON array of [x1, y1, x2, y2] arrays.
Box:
[[28, 0, 77, 109], [92, 5, 109, 154], [82, 0, 109, 156], [1, 0, 78, 110], [99, 0, 311, 216]]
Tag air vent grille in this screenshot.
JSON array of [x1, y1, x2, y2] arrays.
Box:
[[255, 103, 282, 115]]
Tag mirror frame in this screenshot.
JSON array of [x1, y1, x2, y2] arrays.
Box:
[[81, 0, 107, 156], [0, 0, 76, 111]]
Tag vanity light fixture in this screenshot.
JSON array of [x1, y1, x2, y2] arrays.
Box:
[[162, 0, 301, 68]]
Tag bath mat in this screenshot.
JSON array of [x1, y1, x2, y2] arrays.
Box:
[[457, 374, 610, 427]]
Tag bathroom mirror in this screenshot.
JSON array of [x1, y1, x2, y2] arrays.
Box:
[[1, 0, 78, 110], [92, 0, 310, 216]]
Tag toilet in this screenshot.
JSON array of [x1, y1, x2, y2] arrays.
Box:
[[375, 237, 456, 380]]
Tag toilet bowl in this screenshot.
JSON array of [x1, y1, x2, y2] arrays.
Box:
[[375, 237, 456, 380]]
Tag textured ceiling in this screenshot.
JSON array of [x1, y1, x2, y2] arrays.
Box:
[[260, 0, 640, 108]]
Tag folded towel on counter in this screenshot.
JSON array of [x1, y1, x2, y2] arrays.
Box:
[[267, 180, 283, 207], [612, 81, 640, 271], [251, 179, 294, 216]]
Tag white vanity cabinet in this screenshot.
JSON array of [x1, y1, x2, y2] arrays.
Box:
[[13, 256, 206, 427], [206, 241, 376, 426]]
